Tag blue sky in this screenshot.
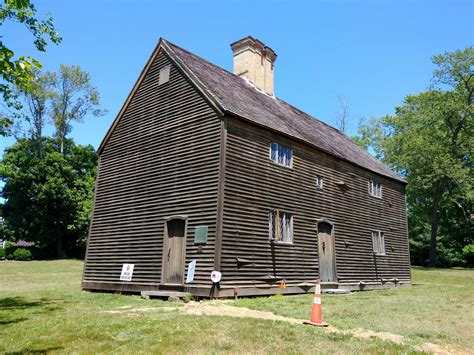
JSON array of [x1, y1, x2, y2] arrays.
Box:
[[2, 0, 473, 152]]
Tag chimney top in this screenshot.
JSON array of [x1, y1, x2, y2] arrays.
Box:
[[230, 36, 277, 61], [230, 36, 277, 96]]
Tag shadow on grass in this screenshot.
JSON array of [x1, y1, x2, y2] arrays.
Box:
[[0, 297, 63, 312], [0, 317, 29, 325], [6, 346, 63, 354], [0, 297, 63, 326], [0, 297, 45, 310]]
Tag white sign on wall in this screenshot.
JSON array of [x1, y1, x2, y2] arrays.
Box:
[[186, 260, 197, 284], [120, 263, 134, 281]]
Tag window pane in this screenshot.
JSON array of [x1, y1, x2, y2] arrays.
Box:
[[316, 175, 323, 189], [278, 145, 285, 165], [371, 230, 385, 254], [286, 147, 292, 167], [269, 211, 293, 243], [381, 233, 385, 254], [282, 213, 286, 241], [275, 210, 281, 241], [269, 211, 274, 240], [287, 215, 292, 242], [270, 143, 277, 162], [289, 216, 293, 243], [275, 211, 279, 240]]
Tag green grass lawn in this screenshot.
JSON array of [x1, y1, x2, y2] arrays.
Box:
[[1, 261, 472, 354], [233, 267, 474, 351]]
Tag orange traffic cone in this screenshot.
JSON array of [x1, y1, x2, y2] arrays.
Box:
[[304, 279, 329, 327]]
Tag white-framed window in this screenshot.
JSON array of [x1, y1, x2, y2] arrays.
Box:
[[269, 143, 293, 168], [316, 175, 323, 190], [372, 230, 385, 255], [159, 65, 171, 85], [269, 209, 293, 244], [369, 180, 382, 198]]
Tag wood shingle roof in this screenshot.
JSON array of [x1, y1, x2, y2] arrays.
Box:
[[99, 38, 404, 184], [163, 39, 404, 183]]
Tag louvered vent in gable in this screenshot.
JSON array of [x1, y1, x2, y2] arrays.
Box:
[[159, 65, 171, 85]]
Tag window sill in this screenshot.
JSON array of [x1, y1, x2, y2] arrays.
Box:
[[369, 195, 383, 200], [373, 253, 386, 256], [269, 240, 294, 246], [269, 159, 293, 170]]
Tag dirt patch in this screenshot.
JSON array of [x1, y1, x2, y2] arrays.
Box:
[[419, 343, 472, 355], [420, 343, 452, 355], [182, 301, 302, 324], [180, 301, 463, 354], [103, 306, 180, 314], [333, 327, 405, 345], [106, 301, 463, 354]]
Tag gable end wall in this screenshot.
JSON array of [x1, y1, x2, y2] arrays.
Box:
[[82, 51, 222, 292]]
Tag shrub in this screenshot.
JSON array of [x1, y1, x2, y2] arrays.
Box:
[[4, 241, 16, 259], [183, 292, 193, 303], [13, 248, 33, 261], [462, 244, 474, 267], [0, 247, 5, 260]]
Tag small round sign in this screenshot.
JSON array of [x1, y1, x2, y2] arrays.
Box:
[[211, 271, 222, 283]]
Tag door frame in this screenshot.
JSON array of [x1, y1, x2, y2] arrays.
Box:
[[161, 215, 188, 285], [316, 218, 338, 282]]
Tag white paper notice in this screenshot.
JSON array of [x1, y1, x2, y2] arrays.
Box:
[[120, 263, 134, 281], [186, 260, 197, 283]]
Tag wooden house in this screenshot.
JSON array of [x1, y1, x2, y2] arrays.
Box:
[[82, 37, 411, 297]]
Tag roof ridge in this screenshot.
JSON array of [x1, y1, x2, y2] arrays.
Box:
[[163, 38, 238, 78], [164, 39, 342, 133]]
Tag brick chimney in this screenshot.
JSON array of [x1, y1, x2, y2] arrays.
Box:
[[230, 36, 277, 96]]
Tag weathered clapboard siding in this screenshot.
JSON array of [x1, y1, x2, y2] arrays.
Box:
[[219, 116, 410, 289], [82, 50, 222, 291], [83, 38, 411, 297]]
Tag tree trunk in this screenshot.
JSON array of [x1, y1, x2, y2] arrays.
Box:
[[428, 177, 448, 267], [36, 129, 43, 158], [59, 136, 64, 155], [429, 203, 439, 267], [56, 236, 65, 259]]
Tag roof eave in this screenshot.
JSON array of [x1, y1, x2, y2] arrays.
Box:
[[225, 110, 407, 185], [97, 38, 165, 155]]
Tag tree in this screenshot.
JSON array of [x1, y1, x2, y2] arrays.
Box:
[[0, 0, 61, 112], [332, 95, 350, 133], [352, 116, 381, 150], [357, 48, 473, 267], [0, 137, 97, 257], [51, 65, 105, 154], [16, 70, 55, 156]]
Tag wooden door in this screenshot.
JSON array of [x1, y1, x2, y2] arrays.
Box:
[[318, 221, 337, 282], [163, 218, 186, 285]]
